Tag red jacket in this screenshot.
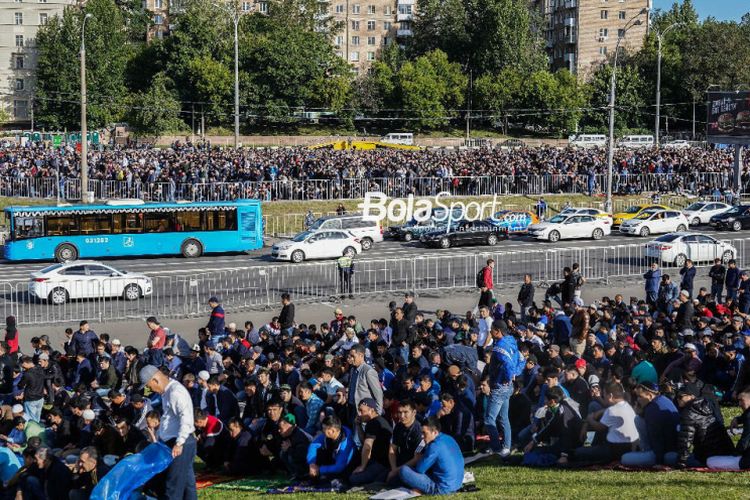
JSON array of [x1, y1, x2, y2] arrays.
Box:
[[482, 266, 494, 290]]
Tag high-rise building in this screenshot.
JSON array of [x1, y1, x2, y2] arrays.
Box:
[[0, 0, 78, 125], [531, 0, 651, 78]]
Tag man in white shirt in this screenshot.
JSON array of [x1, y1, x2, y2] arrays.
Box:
[[477, 307, 493, 349], [568, 382, 638, 465], [140, 365, 197, 500]]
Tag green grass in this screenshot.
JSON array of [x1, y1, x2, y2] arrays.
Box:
[[198, 406, 747, 499]]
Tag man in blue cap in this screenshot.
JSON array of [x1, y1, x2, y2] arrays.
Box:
[[140, 365, 197, 500]]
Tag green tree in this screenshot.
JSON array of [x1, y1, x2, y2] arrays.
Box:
[[397, 49, 466, 129], [522, 70, 587, 135], [352, 61, 397, 114], [584, 62, 648, 133], [35, 0, 131, 129], [410, 0, 471, 64], [473, 67, 524, 131], [186, 55, 233, 123], [0, 107, 10, 126], [127, 73, 185, 138]]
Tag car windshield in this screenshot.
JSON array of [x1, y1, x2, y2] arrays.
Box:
[[685, 203, 706, 211], [624, 206, 643, 214], [725, 206, 743, 215], [636, 211, 659, 220], [654, 234, 680, 242], [549, 215, 567, 223], [291, 231, 312, 242]]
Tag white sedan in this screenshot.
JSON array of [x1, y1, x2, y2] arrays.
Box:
[[528, 214, 611, 242], [619, 209, 688, 237], [663, 140, 692, 149], [682, 201, 731, 226], [271, 230, 362, 263], [644, 232, 736, 267], [29, 261, 153, 305]]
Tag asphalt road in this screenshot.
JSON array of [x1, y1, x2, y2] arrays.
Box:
[[3, 226, 749, 326]]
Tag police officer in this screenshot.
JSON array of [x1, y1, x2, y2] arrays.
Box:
[[337, 254, 355, 299]]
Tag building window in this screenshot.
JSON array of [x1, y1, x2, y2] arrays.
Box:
[[382, 36, 388, 45], [600, 9, 607, 19], [351, 35, 359, 45], [384, 5, 392, 14], [15, 79, 24, 91], [335, 4, 343, 13], [351, 20, 359, 30], [39, 13, 48, 24], [14, 0, 22, 3], [13, 100, 28, 119], [154, 0, 162, 8], [367, 4, 375, 14], [352, 4, 359, 13], [599, 28, 608, 38], [241, 1, 252, 10], [367, 51, 375, 61], [367, 36, 375, 45], [15, 35, 24, 47], [618, 28, 625, 37], [367, 20, 375, 30], [15, 12, 23, 25], [336, 35, 344, 46], [259, 2, 268, 13], [154, 14, 163, 24], [398, 4, 412, 14], [383, 21, 391, 30], [15, 56, 23, 69], [599, 46, 607, 55], [350, 51, 359, 62], [618, 10, 626, 19]]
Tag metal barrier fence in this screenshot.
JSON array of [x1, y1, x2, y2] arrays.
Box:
[[3, 237, 750, 326], [0, 172, 736, 202]]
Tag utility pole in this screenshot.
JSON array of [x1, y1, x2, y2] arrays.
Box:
[[654, 22, 683, 147], [191, 103, 195, 144], [692, 98, 696, 140], [80, 13, 93, 203], [465, 69, 472, 142]]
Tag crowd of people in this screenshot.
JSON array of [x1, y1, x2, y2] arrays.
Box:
[[0, 140, 748, 200], [2, 256, 750, 499]]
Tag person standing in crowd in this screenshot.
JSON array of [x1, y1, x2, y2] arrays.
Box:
[[536, 198, 547, 220], [279, 293, 295, 335], [680, 259, 696, 298], [18, 356, 45, 423], [709, 258, 727, 303], [740, 271, 750, 314], [484, 319, 517, 457], [4, 316, 19, 361], [726, 259, 740, 303], [337, 254, 355, 299], [347, 344, 383, 424], [517, 274, 535, 323], [643, 262, 661, 307], [207, 297, 225, 338], [478, 259, 495, 309], [72, 320, 98, 359], [140, 365, 197, 500]]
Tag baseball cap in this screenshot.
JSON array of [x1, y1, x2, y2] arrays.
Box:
[[575, 358, 587, 370], [280, 384, 292, 392], [547, 344, 560, 353], [112, 339, 122, 346], [82, 409, 95, 420], [139, 365, 160, 389], [588, 374, 600, 387], [281, 413, 296, 425], [191, 343, 201, 352], [639, 381, 659, 393], [680, 289, 690, 297], [359, 397, 378, 411]]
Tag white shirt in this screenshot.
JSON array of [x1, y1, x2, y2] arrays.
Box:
[[478, 316, 492, 346], [159, 379, 195, 446], [600, 400, 639, 444]]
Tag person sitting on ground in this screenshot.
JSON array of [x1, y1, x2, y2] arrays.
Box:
[[277, 413, 312, 480], [306, 415, 355, 483], [350, 398, 393, 486], [707, 387, 750, 470], [675, 387, 735, 468], [523, 386, 583, 461], [620, 382, 680, 467]]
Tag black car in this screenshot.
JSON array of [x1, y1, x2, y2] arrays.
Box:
[[710, 205, 750, 231], [419, 220, 509, 249]]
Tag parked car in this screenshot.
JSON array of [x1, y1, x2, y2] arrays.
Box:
[[664, 140, 692, 149], [619, 209, 689, 237], [559, 207, 613, 221], [387, 219, 452, 242], [420, 220, 508, 249], [644, 232, 736, 267], [612, 204, 671, 227], [307, 214, 382, 250], [710, 205, 750, 231], [487, 210, 539, 233], [29, 261, 152, 305], [568, 134, 607, 148], [528, 214, 611, 242], [618, 135, 655, 149], [682, 201, 731, 226], [272, 230, 362, 263]]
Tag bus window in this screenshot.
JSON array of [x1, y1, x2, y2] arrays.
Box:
[[145, 212, 173, 233], [80, 214, 112, 234], [175, 211, 201, 231], [112, 213, 143, 234], [205, 210, 237, 231], [13, 216, 44, 240], [46, 216, 79, 236]]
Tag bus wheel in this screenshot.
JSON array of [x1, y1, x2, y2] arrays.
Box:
[[181, 239, 203, 258], [55, 244, 78, 263]]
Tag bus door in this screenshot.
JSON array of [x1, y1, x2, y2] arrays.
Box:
[[238, 206, 260, 247]]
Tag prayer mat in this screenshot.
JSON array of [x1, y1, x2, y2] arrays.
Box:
[[208, 477, 291, 492]]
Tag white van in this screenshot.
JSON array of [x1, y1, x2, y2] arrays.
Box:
[[618, 135, 655, 149], [568, 134, 607, 148], [308, 214, 383, 250], [380, 133, 414, 146]]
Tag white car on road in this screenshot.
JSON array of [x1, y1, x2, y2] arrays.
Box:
[[682, 201, 731, 226], [664, 140, 692, 149], [271, 230, 362, 263], [29, 261, 153, 305], [619, 209, 688, 237], [528, 214, 611, 242], [644, 232, 736, 267]]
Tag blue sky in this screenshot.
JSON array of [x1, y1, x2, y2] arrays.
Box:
[[652, 0, 748, 21]]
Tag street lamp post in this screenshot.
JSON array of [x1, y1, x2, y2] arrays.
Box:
[[605, 9, 647, 214], [654, 22, 683, 147], [80, 12, 92, 203]]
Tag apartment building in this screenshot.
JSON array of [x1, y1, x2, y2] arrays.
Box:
[[0, 0, 78, 125], [531, 0, 650, 78]]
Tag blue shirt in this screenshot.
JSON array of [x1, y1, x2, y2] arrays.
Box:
[[415, 434, 465, 494], [644, 395, 680, 463], [644, 268, 661, 292], [489, 335, 517, 386], [306, 426, 355, 476]]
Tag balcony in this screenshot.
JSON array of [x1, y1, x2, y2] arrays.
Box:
[[397, 28, 412, 37], [563, 53, 575, 63], [546, 38, 553, 48], [564, 0, 577, 8], [397, 0, 415, 5], [564, 17, 576, 27], [397, 13, 412, 21]]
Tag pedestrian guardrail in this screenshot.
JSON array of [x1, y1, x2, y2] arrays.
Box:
[[3, 237, 750, 326]]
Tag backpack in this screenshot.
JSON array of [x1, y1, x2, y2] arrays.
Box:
[[476, 267, 486, 288]]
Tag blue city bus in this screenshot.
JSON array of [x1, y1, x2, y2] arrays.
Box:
[[3, 199, 263, 262]]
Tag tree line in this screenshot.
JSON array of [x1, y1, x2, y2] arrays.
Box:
[[31, 0, 750, 137]]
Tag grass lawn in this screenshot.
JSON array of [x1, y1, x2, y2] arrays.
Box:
[[199, 406, 747, 499]]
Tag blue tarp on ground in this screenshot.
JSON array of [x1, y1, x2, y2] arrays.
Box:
[[90, 442, 173, 500]]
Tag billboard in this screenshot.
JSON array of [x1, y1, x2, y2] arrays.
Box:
[[706, 91, 750, 143]]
